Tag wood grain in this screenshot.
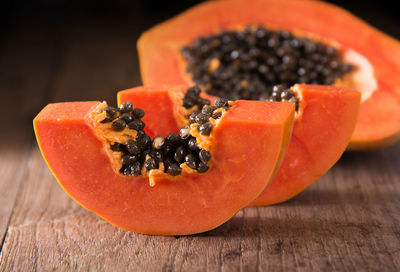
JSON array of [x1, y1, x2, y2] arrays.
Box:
[[0, 7, 399, 272], [1, 146, 399, 271]]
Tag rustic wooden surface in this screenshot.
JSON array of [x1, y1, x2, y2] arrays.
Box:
[[0, 2, 399, 271]]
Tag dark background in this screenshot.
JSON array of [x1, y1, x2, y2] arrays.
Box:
[[2, 0, 399, 38], [0, 0, 399, 137]]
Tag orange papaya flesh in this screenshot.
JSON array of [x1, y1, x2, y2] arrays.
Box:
[[33, 90, 295, 235], [119, 84, 361, 206], [138, 0, 400, 150]]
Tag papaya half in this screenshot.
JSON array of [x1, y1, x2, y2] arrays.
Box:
[[33, 86, 295, 235], [119, 84, 361, 205], [137, 0, 400, 150]]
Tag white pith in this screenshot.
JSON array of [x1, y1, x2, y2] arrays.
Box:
[[341, 49, 377, 102]]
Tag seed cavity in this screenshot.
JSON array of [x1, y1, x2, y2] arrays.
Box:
[[93, 86, 232, 181], [181, 25, 353, 105]]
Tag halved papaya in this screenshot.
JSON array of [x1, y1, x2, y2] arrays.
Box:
[[137, 0, 400, 150], [33, 87, 294, 235], [119, 84, 361, 205]]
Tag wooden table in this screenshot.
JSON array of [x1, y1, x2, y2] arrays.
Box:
[[1, 2, 399, 271]]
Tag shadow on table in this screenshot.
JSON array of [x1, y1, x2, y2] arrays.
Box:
[[198, 208, 381, 241]]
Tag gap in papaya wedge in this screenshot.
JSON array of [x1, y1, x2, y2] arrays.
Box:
[[88, 86, 236, 186]]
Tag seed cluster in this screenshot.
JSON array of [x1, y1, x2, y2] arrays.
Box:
[[269, 84, 299, 110], [182, 85, 211, 109], [181, 25, 353, 102], [182, 86, 231, 136], [101, 101, 145, 132], [101, 86, 231, 177]]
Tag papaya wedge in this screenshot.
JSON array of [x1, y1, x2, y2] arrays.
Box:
[[34, 87, 294, 234]]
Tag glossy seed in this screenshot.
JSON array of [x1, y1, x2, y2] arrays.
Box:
[[132, 108, 145, 119], [126, 139, 141, 155], [137, 134, 151, 149], [174, 146, 187, 163], [111, 119, 126, 131], [128, 119, 145, 131], [151, 150, 163, 162], [119, 113, 133, 123], [119, 101, 133, 113], [271, 91, 281, 101], [280, 91, 293, 100], [179, 125, 191, 139], [189, 113, 198, 124], [195, 113, 209, 124], [167, 163, 182, 176], [152, 136, 166, 150], [197, 122, 213, 135], [199, 149, 211, 164], [103, 106, 118, 119], [202, 105, 217, 115], [144, 158, 158, 171], [121, 165, 131, 176], [166, 133, 181, 146], [197, 162, 209, 173], [131, 162, 142, 176], [185, 154, 198, 169], [121, 154, 138, 165], [187, 138, 198, 150], [163, 158, 173, 170]]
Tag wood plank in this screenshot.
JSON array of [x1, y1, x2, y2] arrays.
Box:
[[0, 143, 30, 252]]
